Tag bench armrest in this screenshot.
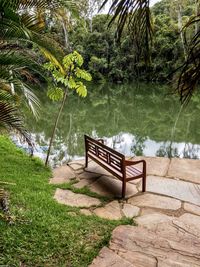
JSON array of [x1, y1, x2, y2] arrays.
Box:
[[125, 159, 145, 166], [125, 160, 146, 172]]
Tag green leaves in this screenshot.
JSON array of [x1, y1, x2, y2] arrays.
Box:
[[45, 51, 92, 99], [47, 87, 64, 101], [0, 89, 33, 147], [76, 82, 87, 97], [63, 50, 84, 68], [75, 68, 92, 81]]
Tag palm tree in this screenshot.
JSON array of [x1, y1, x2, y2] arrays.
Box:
[[101, 0, 200, 103], [0, 0, 66, 140]]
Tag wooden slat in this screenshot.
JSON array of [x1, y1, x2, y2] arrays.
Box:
[[87, 152, 123, 179], [126, 166, 141, 175], [85, 135, 124, 158], [86, 135, 144, 179], [85, 135, 146, 198]]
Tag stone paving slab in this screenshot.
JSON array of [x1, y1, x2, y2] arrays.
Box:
[[80, 209, 93, 216], [54, 189, 101, 208], [89, 176, 138, 198], [73, 177, 99, 189], [128, 193, 181, 210], [184, 203, 200, 216], [179, 213, 200, 232], [89, 246, 133, 267], [78, 171, 101, 180], [93, 201, 122, 220], [143, 175, 200, 206], [68, 159, 85, 166], [90, 221, 200, 267], [50, 165, 75, 184], [167, 158, 200, 184], [51, 157, 200, 267], [85, 161, 113, 176], [68, 163, 83, 171], [134, 156, 170, 176], [135, 213, 174, 227], [122, 204, 140, 218]]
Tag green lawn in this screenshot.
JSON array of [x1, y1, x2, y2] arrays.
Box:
[[0, 136, 133, 267]]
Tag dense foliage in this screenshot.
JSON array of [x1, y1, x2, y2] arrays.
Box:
[[54, 0, 198, 83]]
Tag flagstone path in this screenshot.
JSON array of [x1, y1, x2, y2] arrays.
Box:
[[51, 156, 200, 267]]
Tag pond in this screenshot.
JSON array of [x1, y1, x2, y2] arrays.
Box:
[[14, 83, 200, 166]]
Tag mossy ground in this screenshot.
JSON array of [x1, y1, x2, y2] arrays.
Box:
[[0, 136, 133, 267]]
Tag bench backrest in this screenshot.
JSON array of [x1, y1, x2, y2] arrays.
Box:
[[85, 135, 125, 174]]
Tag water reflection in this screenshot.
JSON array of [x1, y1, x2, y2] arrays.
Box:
[[17, 83, 200, 166]]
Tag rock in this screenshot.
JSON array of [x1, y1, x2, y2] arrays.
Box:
[[73, 177, 98, 189], [93, 201, 122, 220], [68, 159, 85, 166], [184, 203, 200, 216], [108, 222, 200, 266], [157, 259, 200, 267], [54, 189, 101, 208], [134, 156, 170, 177], [179, 213, 200, 232], [89, 176, 138, 198], [50, 165, 75, 184], [80, 209, 92, 216], [135, 213, 174, 227], [129, 178, 142, 185], [68, 163, 83, 171], [167, 158, 200, 184], [122, 204, 140, 218], [117, 250, 157, 267], [143, 176, 200, 206], [128, 193, 181, 210], [89, 247, 133, 267], [85, 161, 112, 176], [78, 171, 101, 180]]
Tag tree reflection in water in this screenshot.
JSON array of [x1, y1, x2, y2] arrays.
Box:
[[15, 83, 200, 166]]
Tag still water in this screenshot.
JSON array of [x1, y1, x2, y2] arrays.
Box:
[[15, 83, 200, 166]]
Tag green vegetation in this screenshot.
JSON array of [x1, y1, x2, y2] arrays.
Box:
[[65, 0, 198, 84], [44, 50, 92, 165], [0, 0, 200, 265], [0, 135, 132, 266]]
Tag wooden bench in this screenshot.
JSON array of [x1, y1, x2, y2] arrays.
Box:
[[84, 135, 146, 198]]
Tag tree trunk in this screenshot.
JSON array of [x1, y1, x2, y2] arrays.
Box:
[[45, 88, 68, 166], [62, 18, 70, 50], [177, 3, 187, 60]]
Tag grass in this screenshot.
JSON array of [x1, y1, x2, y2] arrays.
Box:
[[0, 136, 134, 267]]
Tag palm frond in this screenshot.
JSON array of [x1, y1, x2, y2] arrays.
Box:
[[100, 0, 153, 62], [176, 14, 200, 104], [0, 51, 46, 78], [0, 0, 61, 10], [0, 95, 32, 147]]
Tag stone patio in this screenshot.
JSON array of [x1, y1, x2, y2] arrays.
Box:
[[51, 157, 200, 266]]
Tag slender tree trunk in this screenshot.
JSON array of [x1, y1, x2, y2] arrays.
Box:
[[177, 3, 187, 60], [45, 88, 68, 166], [9, 70, 15, 94], [62, 19, 70, 50]]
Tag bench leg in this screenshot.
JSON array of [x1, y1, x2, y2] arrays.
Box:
[[142, 175, 146, 192], [85, 154, 88, 168], [122, 180, 126, 199]]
